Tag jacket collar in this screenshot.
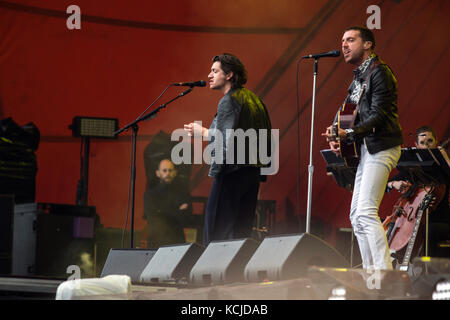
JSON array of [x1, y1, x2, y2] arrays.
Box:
[[353, 53, 377, 80]]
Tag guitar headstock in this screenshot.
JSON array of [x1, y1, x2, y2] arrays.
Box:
[[419, 193, 435, 211]]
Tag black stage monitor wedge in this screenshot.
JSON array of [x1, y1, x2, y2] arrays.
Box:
[[190, 238, 259, 285], [100, 248, 157, 283], [244, 233, 349, 282], [140, 243, 204, 284]]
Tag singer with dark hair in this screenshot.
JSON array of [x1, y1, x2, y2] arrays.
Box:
[[322, 26, 403, 270], [345, 26, 376, 49], [184, 53, 272, 245], [211, 54, 248, 89]]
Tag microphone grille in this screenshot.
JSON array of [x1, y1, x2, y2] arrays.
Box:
[[332, 50, 341, 56]]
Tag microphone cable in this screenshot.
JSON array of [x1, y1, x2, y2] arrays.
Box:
[[135, 84, 173, 121]]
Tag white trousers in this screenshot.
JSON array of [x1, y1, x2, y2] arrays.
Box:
[[350, 142, 401, 270]]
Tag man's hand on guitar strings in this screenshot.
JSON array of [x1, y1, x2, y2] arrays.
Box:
[[329, 141, 340, 156], [321, 126, 334, 142], [322, 126, 341, 156], [322, 125, 347, 142]]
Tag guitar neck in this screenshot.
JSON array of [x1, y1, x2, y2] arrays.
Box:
[[399, 208, 425, 269]]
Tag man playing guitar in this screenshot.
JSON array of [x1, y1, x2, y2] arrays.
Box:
[[322, 26, 403, 271]]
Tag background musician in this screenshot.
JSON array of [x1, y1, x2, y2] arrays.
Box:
[[387, 125, 450, 258], [143, 158, 192, 248]]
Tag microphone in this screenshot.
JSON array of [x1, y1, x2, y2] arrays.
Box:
[[302, 50, 340, 59], [173, 80, 206, 87]]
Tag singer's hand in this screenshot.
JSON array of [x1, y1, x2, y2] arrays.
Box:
[[329, 141, 340, 156], [321, 126, 334, 142], [321, 126, 340, 156], [184, 122, 208, 138], [321, 125, 346, 142]]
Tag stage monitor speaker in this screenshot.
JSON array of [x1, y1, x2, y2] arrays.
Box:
[[140, 243, 203, 284], [190, 238, 259, 285], [101, 248, 157, 283], [244, 233, 349, 282]]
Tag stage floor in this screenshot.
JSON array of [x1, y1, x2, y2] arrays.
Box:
[[0, 266, 434, 300]]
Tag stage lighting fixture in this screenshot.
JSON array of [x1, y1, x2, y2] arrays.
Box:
[[70, 116, 118, 139], [69, 116, 119, 206]]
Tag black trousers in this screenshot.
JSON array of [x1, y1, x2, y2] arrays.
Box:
[[203, 167, 260, 245]]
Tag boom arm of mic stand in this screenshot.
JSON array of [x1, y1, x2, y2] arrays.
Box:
[[114, 87, 193, 136], [113, 86, 193, 248]]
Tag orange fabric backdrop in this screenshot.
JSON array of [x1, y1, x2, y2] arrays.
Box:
[[1, 0, 449, 245]]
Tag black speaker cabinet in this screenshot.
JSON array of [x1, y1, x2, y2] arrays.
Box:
[[35, 214, 94, 278], [100, 248, 157, 283], [12, 203, 39, 276], [190, 238, 259, 285], [0, 195, 14, 275], [244, 233, 349, 282], [140, 243, 204, 284]]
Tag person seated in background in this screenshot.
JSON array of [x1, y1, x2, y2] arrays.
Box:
[[387, 125, 450, 258], [142, 158, 192, 248]]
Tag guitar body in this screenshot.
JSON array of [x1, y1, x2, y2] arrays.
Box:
[[333, 102, 359, 168], [384, 188, 427, 253]]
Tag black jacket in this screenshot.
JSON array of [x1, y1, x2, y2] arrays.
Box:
[[208, 87, 272, 178], [345, 56, 403, 154]]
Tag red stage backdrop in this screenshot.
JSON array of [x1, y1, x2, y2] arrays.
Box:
[[0, 0, 449, 246]]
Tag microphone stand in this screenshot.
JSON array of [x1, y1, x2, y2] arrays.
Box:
[[305, 58, 319, 234], [114, 87, 193, 248]]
